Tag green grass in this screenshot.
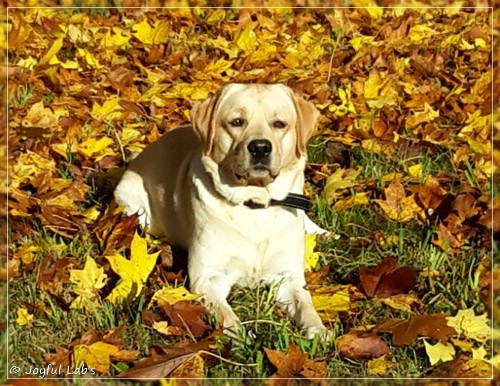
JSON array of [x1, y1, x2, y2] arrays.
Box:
[[6, 143, 491, 380]]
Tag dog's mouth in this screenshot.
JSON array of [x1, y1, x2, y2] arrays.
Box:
[[234, 165, 277, 187]]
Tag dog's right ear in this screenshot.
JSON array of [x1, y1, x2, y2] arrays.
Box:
[[191, 88, 224, 155]]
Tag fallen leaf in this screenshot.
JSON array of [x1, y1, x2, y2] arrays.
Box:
[[367, 355, 394, 376], [304, 234, 320, 272], [446, 308, 490, 343], [378, 294, 423, 313], [152, 321, 184, 336], [375, 179, 424, 222], [160, 301, 209, 338], [375, 314, 457, 346], [264, 343, 326, 379], [69, 256, 108, 310], [337, 331, 389, 359], [152, 286, 201, 306], [359, 256, 418, 298], [450, 355, 492, 377], [106, 231, 159, 304], [170, 353, 204, 378], [424, 340, 456, 366], [16, 307, 33, 326], [312, 289, 350, 322], [73, 341, 139, 373]]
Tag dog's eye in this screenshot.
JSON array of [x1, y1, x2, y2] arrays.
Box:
[[273, 120, 287, 129], [229, 118, 245, 127]]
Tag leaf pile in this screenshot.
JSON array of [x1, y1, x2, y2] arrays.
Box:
[[5, 2, 496, 380]]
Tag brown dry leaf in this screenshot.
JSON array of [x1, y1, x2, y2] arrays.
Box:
[[336, 331, 390, 359], [264, 343, 326, 379], [359, 256, 418, 299], [374, 314, 457, 346], [450, 355, 491, 378], [103, 214, 139, 255], [375, 179, 424, 222], [118, 353, 196, 379], [37, 256, 75, 295], [44, 346, 71, 370], [160, 301, 209, 338], [305, 265, 330, 286]]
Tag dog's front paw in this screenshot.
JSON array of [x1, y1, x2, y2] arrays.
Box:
[[304, 325, 334, 342]]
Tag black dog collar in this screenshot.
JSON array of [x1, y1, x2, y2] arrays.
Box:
[[244, 193, 311, 211]]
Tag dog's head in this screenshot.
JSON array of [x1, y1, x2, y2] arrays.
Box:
[[191, 84, 319, 187]]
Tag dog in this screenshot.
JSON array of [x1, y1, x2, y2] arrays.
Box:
[[114, 83, 330, 339]]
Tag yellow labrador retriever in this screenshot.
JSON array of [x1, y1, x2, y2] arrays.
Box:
[[114, 83, 329, 339]]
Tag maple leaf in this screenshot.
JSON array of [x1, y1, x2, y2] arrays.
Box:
[[311, 289, 350, 322], [337, 331, 389, 359], [16, 307, 33, 326], [446, 308, 490, 343], [359, 256, 418, 299], [264, 343, 326, 379], [375, 179, 424, 222], [106, 231, 159, 304], [424, 340, 456, 366], [375, 314, 457, 346], [367, 355, 395, 376], [73, 341, 139, 374], [69, 256, 108, 310], [160, 301, 209, 338], [304, 234, 320, 272], [151, 286, 201, 306]]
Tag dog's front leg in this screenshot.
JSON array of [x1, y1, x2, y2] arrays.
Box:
[[189, 273, 240, 337], [275, 274, 331, 340]]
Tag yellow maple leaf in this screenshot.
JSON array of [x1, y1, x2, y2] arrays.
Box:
[[100, 27, 131, 49], [323, 167, 362, 205], [312, 290, 350, 322], [424, 340, 456, 366], [407, 164, 423, 179], [133, 19, 169, 45], [236, 24, 258, 52], [446, 308, 490, 343], [21, 101, 66, 128], [69, 256, 108, 310], [367, 355, 392, 376], [351, 35, 375, 52], [11, 151, 56, 188], [91, 96, 123, 121], [78, 137, 114, 160], [16, 308, 33, 326], [73, 341, 138, 373], [304, 234, 320, 272], [406, 103, 440, 129], [106, 232, 159, 304], [334, 192, 369, 212], [408, 25, 437, 42], [39, 36, 64, 65], [151, 286, 201, 306], [14, 244, 39, 265]]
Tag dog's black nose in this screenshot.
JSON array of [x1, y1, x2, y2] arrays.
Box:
[[247, 139, 272, 160]]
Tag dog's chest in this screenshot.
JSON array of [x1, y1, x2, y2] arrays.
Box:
[[207, 206, 303, 285]]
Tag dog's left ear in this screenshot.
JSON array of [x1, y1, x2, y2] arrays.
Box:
[[291, 94, 320, 157], [191, 88, 223, 155]]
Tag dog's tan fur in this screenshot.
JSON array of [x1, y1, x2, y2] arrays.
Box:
[[115, 84, 329, 338]]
